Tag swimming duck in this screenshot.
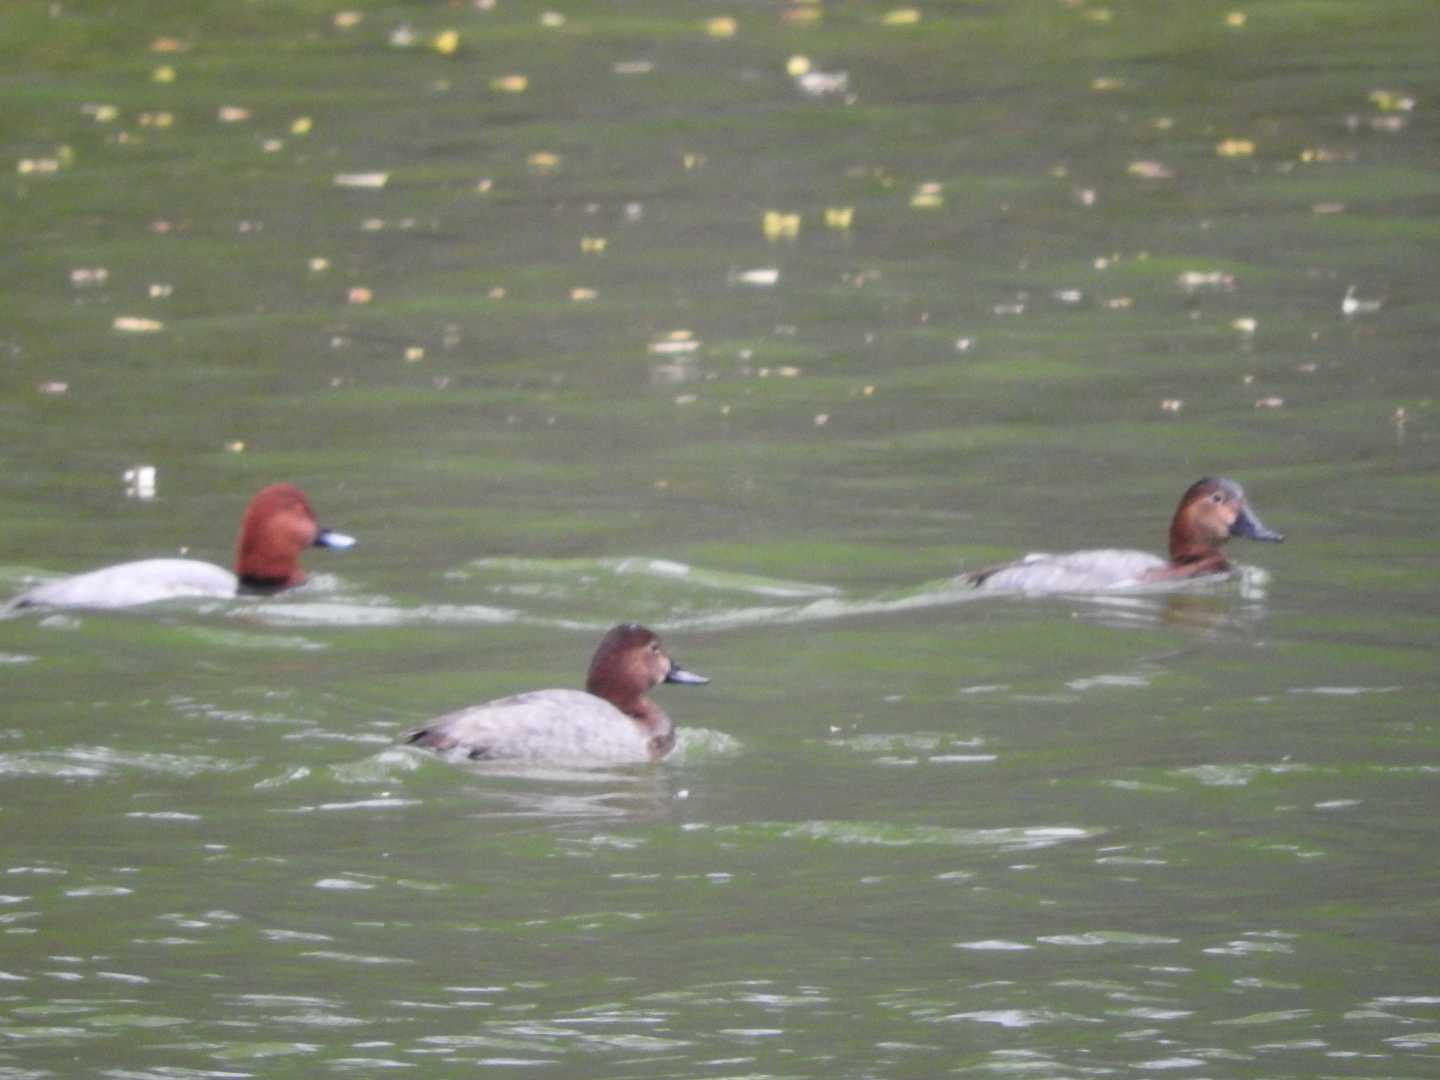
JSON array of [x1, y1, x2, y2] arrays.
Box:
[[7, 483, 355, 610], [404, 623, 709, 764], [964, 476, 1284, 593]]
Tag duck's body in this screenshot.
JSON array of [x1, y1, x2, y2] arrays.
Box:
[[7, 483, 355, 612], [966, 477, 1284, 594], [405, 624, 708, 765]]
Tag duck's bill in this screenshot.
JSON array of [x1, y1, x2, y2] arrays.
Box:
[[665, 663, 710, 685], [315, 528, 358, 550], [1231, 506, 1284, 543]]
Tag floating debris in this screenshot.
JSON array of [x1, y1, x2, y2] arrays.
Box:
[[491, 74, 528, 93], [910, 182, 943, 208], [796, 70, 848, 97], [217, 106, 252, 124], [1177, 270, 1234, 292], [649, 331, 700, 356], [526, 151, 562, 174], [613, 60, 654, 76], [1053, 289, 1084, 304], [150, 36, 189, 52], [1369, 89, 1416, 112], [152, 66, 176, 84], [1341, 285, 1382, 316], [82, 103, 119, 123], [334, 172, 389, 189], [580, 236, 607, 253], [1255, 397, 1284, 409], [539, 11, 566, 27], [763, 211, 801, 240], [113, 316, 164, 333], [37, 381, 68, 396], [705, 16, 737, 37], [389, 24, 418, 48], [123, 466, 157, 500], [824, 207, 854, 229], [291, 117, 313, 135], [1232, 317, 1258, 334], [69, 267, 109, 287], [787, 55, 811, 77], [1091, 76, 1124, 92], [347, 286, 373, 304], [138, 111, 175, 128], [569, 287, 597, 302], [404, 346, 425, 363], [882, 8, 922, 25], [1216, 138, 1256, 157], [1225, 11, 1247, 27], [147, 283, 173, 299], [1312, 201, 1345, 215], [733, 268, 779, 287], [1161, 399, 1184, 412], [1127, 160, 1173, 179], [333, 11, 363, 30], [431, 29, 460, 55], [224, 440, 246, 453], [814, 413, 830, 426]]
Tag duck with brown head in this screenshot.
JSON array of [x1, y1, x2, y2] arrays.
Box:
[[405, 623, 710, 764], [6, 482, 355, 610], [964, 476, 1284, 593]]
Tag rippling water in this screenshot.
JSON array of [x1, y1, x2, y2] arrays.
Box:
[[3, 0, 1439, 1076]]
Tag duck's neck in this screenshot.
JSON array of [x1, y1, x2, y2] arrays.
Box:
[[1157, 549, 1230, 578]]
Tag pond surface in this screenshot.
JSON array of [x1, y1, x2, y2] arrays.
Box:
[[3, 0, 1439, 1075]]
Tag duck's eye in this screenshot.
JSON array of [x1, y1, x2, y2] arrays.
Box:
[[1209, 492, 1224, 504], [648, 642, 661, 653]]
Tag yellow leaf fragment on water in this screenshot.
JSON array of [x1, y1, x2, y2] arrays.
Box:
[[308, 257, 330, 272], [580, 236, 607, 253], [139, 111, 174, 128], [488, 287, 506, 299], [224, 440, 246, 453], [334, 172, 389, 189], [1216, 138, 1255, 157], [882, 8, 922, 26], [150, 36, 187, 52], [1082, 7, 1114, 23], [333, 11, 363, 30], [18, 157, 61, 174], [113, 316, 164, 333], [1091, 76, 1124, 92], [432, 29, 460, 55], [570, 287, 597, 302], [152, 65, 177, 83], [787, 55, 812, 77], [291, 116, 313, 135], [539, 11, 566, 27], [705, 16, 738, 37], [405, 346, 425, 363], [475, 178, 493, 193], [83, 104, 119, 123], [1161, 399, 1184, 412], [527, 151, 562, 174], [1369, 89, 1416, 112], [1224, 11, 1247, 27], [1232, 317, 1258, 334], [824, 206, 854, 229], [218, 106, 252, 124], [491, 74, 528, 93], [763, 211, 801, 239], [1126, 160, 1174, 179], [1300, 146, 1349, 163], [682, 152, 705, 170], [148, 283, 173, 299], [348, 286, 373, 304], [910, 182, 943, 208]]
